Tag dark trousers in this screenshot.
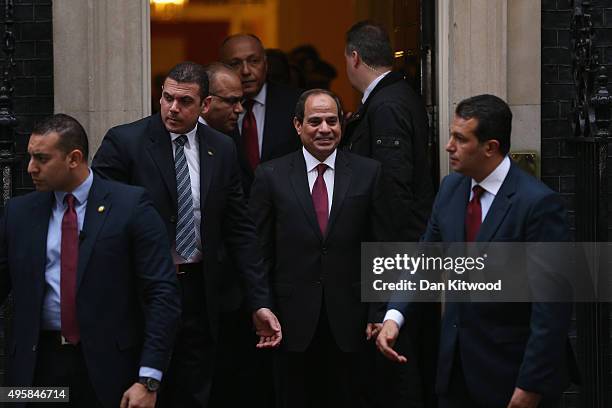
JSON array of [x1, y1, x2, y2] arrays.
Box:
[[159, 266, 215, 408], [274, 307, 370, 408], [208, 304, 275, 408], [29, 331, 104, 408]]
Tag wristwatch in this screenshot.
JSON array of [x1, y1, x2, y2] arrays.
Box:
[[138, 376, 161, 393]]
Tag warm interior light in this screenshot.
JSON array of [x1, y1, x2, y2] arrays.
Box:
[[151, 0, 186, 5], [150, 0, 188, 20], [394, 51, 405, 58]]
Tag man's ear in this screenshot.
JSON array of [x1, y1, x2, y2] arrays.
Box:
[[67, 149, 84, 168], [202, 96, 213, 115], [293, 117, 302, 135], [350, 50, 360, 68], [484, 139, 501, 157]]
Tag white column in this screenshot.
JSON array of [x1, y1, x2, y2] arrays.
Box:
[[437, 0, 508, 178], [53, 0, 151, 158]]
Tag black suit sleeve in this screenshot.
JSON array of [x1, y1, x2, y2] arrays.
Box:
[[221, 143, 272, 311], [248, 165, 275, 302], [92, 128, 132, 183], [129, 190, 181, 371], [368, 163, 390, 322]]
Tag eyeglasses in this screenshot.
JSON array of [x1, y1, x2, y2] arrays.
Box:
[[209, 93, 243, 106]]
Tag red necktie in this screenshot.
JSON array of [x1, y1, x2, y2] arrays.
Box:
[[242, 99, 260, 170], [312, 163, 329, 234], [465, 185, 485, 242], [61, 194, 80, 344]]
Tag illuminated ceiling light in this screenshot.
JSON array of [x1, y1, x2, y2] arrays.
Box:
[[150, 0, 188, 20], [394, 51, 405, 58]]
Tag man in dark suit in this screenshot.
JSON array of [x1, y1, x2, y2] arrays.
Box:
[[92, 62, 281, 408], [0, 114, 180, 408], [377, 95, 577, 408], [220, 34, 301, 197], [343, 20, 438, 406], [198, 62, 270, 408], [249, 89, 387, 408]]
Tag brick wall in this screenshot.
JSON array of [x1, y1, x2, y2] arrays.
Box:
[[0, 0, 53, 196]]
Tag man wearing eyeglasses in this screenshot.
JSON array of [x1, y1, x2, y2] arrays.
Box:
[[220, 34, 301, 198], [200, 63, 244, 135]]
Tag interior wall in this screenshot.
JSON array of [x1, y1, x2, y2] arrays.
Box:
[[277, 0, 360, 112]]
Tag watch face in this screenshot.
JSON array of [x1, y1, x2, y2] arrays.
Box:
[[140, 377, 160, 392], [146, 378, 160, 392]]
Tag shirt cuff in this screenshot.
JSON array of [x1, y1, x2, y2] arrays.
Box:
[[139, 367, 162, 382], [384, 309, 405, 328]]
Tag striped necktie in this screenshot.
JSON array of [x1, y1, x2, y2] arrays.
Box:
[[174, 135, 197, 260]]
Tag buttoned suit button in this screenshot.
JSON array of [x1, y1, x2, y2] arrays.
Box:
[[32, 344, 37, 352], [169, 215, 177, 224], [322, 247, 328, 255]]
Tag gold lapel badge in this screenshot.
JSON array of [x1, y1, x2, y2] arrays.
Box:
[[97, 205, 105, 213]]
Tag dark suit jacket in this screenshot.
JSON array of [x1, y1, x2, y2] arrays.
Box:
[[0, 176, 180, 408], [341, 71, 434, 241], [249, 150, 387, 352], [390, 162, 576, 406], [231, 82, 301, 197], [91, 113, 272, 336]]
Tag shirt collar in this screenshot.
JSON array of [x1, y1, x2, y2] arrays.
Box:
[[362, 70, 391, 104], [198, 116, 208, 126], [302, 147, 337, 172], [54, 168, 93, 206], [170, 123, 198, 147], [471, 156, 511, 196], [251, 82, 267, 107]]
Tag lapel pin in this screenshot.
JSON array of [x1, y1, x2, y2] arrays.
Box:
[[97, 206, 105, 213], [208, 150, 214, 156]]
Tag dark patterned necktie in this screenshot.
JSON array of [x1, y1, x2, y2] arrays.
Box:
[[242, 99, 260, 170], [61, 193, 80, 344], [312, 163, 329, 234], [465, 185, 485, 242], [174, 135, 197, 260]]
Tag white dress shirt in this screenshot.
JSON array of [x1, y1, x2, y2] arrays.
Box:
[[237, 82, 267, 156], [170, 125, 203, 264], [362, 71, 391, 104], [303, 147, 336, 216], [384, 156, 511, 328]]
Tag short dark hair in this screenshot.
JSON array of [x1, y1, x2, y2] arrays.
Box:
[[32, 114, 89, 161], [345, 20, 394, 68], [455, 94, 512, 155], [294, 89, 343, 124], [166, 61, 209, 100], [203, 62, 236, 93]]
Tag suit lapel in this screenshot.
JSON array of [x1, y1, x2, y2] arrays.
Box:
[[29, 193, 53, 301], [198, 123, 215, 207], [450, 177, 472, 241], [77, 177, 111, 290], [230, 127, 253, 180], [289, 152, 322, 240], [477, 164, 517, 242], [326, 151, 351, 240], [146, 114, 177, 205], [261, 84, 277, 162]]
